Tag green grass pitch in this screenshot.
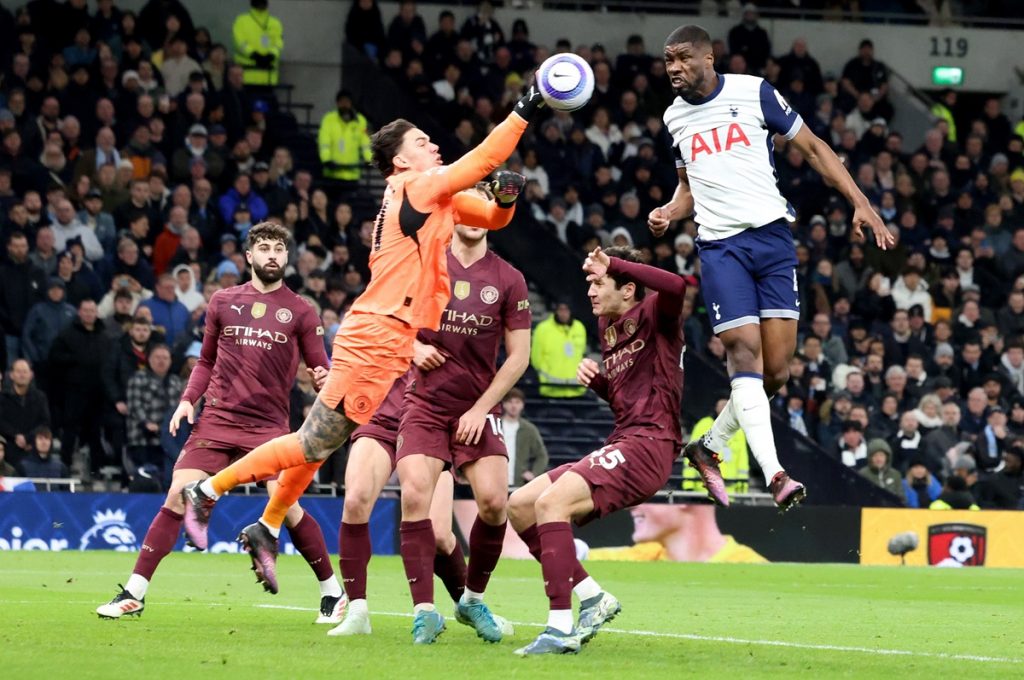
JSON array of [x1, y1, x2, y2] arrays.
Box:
[[2, 551, 1022, 678]]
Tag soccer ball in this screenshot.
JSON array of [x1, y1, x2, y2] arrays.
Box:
[[536, 53, 594, 112]]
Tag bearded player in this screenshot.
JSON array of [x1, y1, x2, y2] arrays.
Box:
[[180, 88, 544, 587], [96, 222, 345, 623], [649, 25, 891, 509], [330, 212, 529, 643], [507, 246, 688, 655]]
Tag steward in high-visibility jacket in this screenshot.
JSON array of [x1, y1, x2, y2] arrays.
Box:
[[318, 90, 372, 182], [531, 303, 587, 398], [233, 0, 283, 87]]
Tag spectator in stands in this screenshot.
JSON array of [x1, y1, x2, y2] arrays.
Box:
[[318, 90, 372, 189], [171, 125, 225, 185], [974, 405, 1009, 472], [974, 444, 1024, 509], [840, 39, 891, 120], [233, 0, 283, 88], [126, 343, 181, 474], [531, 301, 587, 398], [859, 439, 906, 503], [1, 231, 47, 367], [728, 3, 771, 75], [21, 278, 75, 376], [51, 199, 103, 262], [218, 173, 267, 226], [139, 273, 189, 345], [929, 473, 980, 510], [777, 37, 823, 97], [345, 0, 386, 60], [172, 263, 204, 312], [0, 358, 51, 469], [837, 419, 867, 468], [920, 400, 962, 476], [48, 298, 106, 474], [903, 455, 942, 508], [388, 1, 427, 60], [461, 1, 504, 64], [501, 387, 548, 486], [18, 425, 67, 480], [159, 35, 200, 98], [152, 205, 190, 276], [78, 188, 116, 255], [0, 435, 17, 477], [889, 410, 922, 472]]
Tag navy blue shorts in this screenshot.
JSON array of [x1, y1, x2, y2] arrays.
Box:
[[697, 219, 800, 335]]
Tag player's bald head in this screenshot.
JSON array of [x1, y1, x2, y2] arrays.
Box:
[[665, 25, 711, 54]]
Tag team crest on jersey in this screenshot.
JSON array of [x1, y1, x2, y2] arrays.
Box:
[[276, 308, 293, 323], [454, 281, 471, 300], [251, 302, 267, 319], [604, 326, 617, 347], [480, 286, 499, 305], [623, 318, 637, 338]]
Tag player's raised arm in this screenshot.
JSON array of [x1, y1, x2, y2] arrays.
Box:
[[429, 86, 544, 199], [649, 166, 693, 238], [585, 247, 688, 317], [787, 124, 893, 250], [451, 171, 526, 231]]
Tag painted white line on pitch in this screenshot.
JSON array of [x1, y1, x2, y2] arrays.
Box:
[[252, 605, 1022, 664]]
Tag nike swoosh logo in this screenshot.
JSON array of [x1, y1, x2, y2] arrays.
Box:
[[743, 406, 758, 412]]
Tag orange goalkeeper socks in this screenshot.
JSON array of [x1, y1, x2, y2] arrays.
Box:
[[260, 462, 321, 529], [209, 433, 308, 496]]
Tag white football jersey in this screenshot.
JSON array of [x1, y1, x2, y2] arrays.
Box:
[[664, 74, 803, 241]]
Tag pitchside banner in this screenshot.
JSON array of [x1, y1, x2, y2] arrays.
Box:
[[0, 492, 399, 555], [860, 508, 1024, 568]]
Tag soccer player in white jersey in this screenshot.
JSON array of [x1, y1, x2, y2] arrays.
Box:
[[648, 25, 893, 509]]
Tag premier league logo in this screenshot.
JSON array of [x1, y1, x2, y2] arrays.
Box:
[[79, 509, 139, 552], [927, 523, 986, 567]]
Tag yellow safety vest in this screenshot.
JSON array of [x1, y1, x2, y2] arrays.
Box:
[[683, 415, 749, 494], [317, 110, 372, 181], [531, 315, 587, 398], [930, 103, 957, 142], [233, 9, 283, 86]]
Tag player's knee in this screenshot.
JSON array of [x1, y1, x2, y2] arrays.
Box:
[[506, 492, 532, 529], [342, 493, 373, 523], [476, 493, 507, 525], [534, 490, 566, 523], [163, 486, 186, 513], [764, 366, 790, 395]]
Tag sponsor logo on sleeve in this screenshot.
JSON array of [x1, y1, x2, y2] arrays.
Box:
[[316, 326, 325, 336]]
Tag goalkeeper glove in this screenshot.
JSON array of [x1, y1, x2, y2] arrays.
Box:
[[514, 81, 545, 120], [490, 170, 526, 206]]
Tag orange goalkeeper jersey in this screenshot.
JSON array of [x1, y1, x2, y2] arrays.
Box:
[[349, 113, 528, 331]]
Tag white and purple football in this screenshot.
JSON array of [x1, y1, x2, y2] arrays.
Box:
[[536, 53, 594, 112]]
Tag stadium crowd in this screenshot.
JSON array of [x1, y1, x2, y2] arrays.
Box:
[[0, 0, 1020, 511]]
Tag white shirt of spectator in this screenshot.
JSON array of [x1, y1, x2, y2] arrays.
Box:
[[664, 74, 803, 241], [503, 418, 520, 485]]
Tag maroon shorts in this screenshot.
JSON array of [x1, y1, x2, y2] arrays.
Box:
[[350, 418, 399, 470], [547, 436, 678, 526], [174, 419, 287, 477], [396, 402, 507, 472]]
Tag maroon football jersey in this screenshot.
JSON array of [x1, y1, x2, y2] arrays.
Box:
[[594, 291, 685, 445], [410, 249, 531, 411], [181, 282, 328, 429]]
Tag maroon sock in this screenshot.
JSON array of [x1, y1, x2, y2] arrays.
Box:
[[132, 507, 182, 581], [400, 519, 435, 606], [433, 542, 467, 603], [466, 516, 506, 594], [287, 512, 334, 582], [537, 522, 575, 610], [520, 523, 589, 583], [339, 521, 371, 600]]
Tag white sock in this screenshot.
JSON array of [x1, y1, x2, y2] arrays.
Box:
[[258, 518, 281, 538], [125, 574, 149, 600], [349, 598, 368, 615], [547, 609, 574, 634], [702, 397, 740, 452], [413, 602, 436, 613], [731, 375, 784, 484], [572, 576, 602, 602], [319, 576, 343, 598], [198, 479, 219, 499], [461, 588, 484, 603]]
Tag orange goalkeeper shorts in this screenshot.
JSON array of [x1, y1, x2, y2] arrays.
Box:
[[318, 311, 416, 425]]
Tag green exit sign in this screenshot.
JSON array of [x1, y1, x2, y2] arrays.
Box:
[[932, 66, 964, 86]]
